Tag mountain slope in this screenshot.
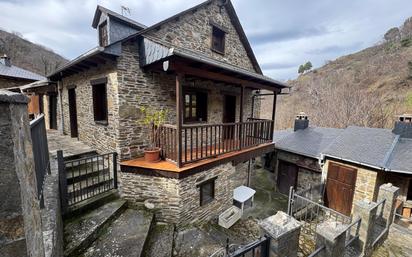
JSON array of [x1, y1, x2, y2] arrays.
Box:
[[0, 30, 67, 76], [275, 17, 412, 130]]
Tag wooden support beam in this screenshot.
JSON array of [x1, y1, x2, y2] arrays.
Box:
[[271, 92, 277, 140], [176, 73, 183, 168], [170, 61, 281, 91], [239, 85, 244, 150]]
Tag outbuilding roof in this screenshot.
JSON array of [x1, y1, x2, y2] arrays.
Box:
[[274, 125, 412, 174], [273, 127, 343, 159], [0, 62, 45, 81]]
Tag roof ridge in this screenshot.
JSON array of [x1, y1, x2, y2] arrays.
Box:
[[382, 135, 400, 169]]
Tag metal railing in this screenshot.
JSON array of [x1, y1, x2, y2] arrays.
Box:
[[371, 199, 388, 247], [57, 150, 118, 213], [30, 114, 50, 208], [307, 245, 325, 257], [344, 217, 362, 247], [229, 237, 270, 257], [157, 119, 273, 165], [393, 200, 412, 227]]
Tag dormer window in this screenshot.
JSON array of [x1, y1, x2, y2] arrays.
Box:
[[211, 26, 225, 54], [99, 21, 108, 47]]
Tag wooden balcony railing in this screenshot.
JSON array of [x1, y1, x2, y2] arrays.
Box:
[[156, 119, 273, 166]]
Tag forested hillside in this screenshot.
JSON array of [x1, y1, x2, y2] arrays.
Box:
[[273, 17, 412, 130], [0, 30, 67, 76]]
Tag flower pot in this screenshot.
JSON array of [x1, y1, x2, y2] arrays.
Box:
[[144, 147, 161, 162]]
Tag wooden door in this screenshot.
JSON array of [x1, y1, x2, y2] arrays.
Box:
[[223, 95, 236, 139], [277, 161, 298, 195], [68, 88, 78, 138], [49, 94, 57, 130], [325, 163, 357, 215]]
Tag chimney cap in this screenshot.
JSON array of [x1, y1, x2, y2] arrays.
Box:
[[0, 54, 11, 67], [296, 112, 308, 120], [397, 114, 412, 122]]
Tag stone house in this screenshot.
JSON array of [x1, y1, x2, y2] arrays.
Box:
[[272, 113, 412, 217], [47, 0, 286, 225], [0, 55, 48, 118]]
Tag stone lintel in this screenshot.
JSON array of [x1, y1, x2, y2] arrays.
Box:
[[0, 90, 29, 104]]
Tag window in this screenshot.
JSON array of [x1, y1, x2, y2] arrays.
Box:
[[99, 21, 108, 47], [184, 90, 207, 123], [91, 78, 108, 124], [211, 26, 225, 54], [198, 178, 216, 206]]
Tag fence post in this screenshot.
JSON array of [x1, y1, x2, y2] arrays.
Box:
[[315, 220, 347, 257], [287, 186, 294, 215], [376, 183, 399, 228], [113, 152, 118, 189], [353, 199, 378, 257], [57, 150, 68, 213], [259, 211, 301, 257]]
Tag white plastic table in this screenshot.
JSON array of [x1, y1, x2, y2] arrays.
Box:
[[233, 185, 256, 212]]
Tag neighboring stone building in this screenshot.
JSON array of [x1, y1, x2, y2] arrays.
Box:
[[0, 55, 45, 89], [271, 113, 412, 217], [47, 0, 287, 225]]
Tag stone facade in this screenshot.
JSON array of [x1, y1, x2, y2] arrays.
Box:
[[0, 76, 34, 89], [120, 161, 249, 225], [58, 61, 119, 154], [0, 90, 45, 257], [272, 150, 322, 191], [146, 0, 257, 73]]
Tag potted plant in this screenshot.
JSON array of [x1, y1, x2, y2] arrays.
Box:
[[139, 106, 168, 162]]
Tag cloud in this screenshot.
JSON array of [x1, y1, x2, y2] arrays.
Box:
[[249, 26, 331, 45], [0, 0, 411, 80]]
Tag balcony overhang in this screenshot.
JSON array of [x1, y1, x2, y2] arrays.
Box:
[[140, 37, 288, 92]]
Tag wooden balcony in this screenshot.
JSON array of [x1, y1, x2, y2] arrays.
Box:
[[158, 118, 273, 166]]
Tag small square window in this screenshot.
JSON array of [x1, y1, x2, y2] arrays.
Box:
[[211, 26, 225, 54], [198, 178, 216, 206]]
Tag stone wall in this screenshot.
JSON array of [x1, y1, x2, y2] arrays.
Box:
[[58, 61, 119, 154], [0, 90, 45, 257], [120, 161, 249, 225], [0, 76, 33, 89], [272, 150, 322, 191], [146, 0, 257, 73], [116, 39, 258, 161]]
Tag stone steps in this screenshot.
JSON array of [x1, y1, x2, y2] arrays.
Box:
[[80, 208, 155, 257], [63, 198, 127, 257], [142, 222, 175, 257]]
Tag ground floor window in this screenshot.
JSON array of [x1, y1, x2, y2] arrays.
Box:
[[198, 177, 216, 206]]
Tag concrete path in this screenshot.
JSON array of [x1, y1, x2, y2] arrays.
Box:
[[372, 224, 412, 257], [80, 208, 154, 257], [142, 223, 174, 257], [47, 130, 95, 158]]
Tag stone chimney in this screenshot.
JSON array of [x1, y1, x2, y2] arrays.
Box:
[[294, 112, 309, 131], [392, 114, 412, 138], [0, 54, 11, 67]]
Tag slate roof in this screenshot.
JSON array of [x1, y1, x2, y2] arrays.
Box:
[[274, 125, 412, 174], [273, 127, 343, 159], [323, 126, 398, 169], [385, 138, 412, 174], [140, 36, 289, 89], [0, 63, 45, 81], [92, 5, 147, 30]]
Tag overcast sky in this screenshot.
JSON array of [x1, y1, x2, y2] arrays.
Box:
[[0, 0, 411, 80]]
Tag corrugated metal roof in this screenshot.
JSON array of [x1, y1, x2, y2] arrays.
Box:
[[0, 63, 45, 81], [274, 127, 343, 159]]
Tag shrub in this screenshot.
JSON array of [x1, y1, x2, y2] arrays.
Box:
[[401, 37, 412, 47]]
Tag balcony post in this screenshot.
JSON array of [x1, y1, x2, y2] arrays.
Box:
[[270, 91, 277, 140], [239, 85, 244, 150], [176, 73, 183, 168]]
